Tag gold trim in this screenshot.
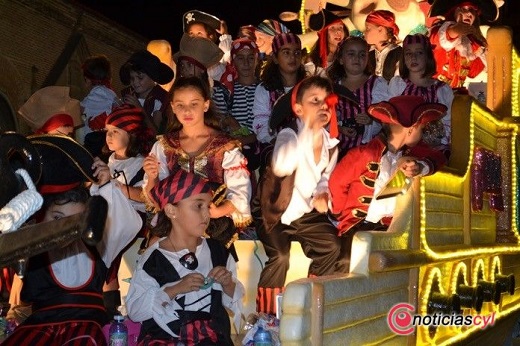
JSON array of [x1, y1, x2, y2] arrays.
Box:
[[212, 184, 227, 206], [29, 136, 95, 183]]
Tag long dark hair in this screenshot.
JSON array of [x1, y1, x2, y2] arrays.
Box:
[[168, 77, 221, 131], [150, 210, 172, 237], [308, 22, 349, 67], [327, 37, 373, 82], [260, 54, 306, 92], [398, 34, 437, 79], [101, 130, 149, 158]]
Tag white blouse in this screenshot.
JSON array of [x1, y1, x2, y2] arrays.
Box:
[[252, 84, 293, 144], [108, 154, 146, 213], [387, 76, 454, 145], [145, 139, 252, 226], [126, 238, 244, 337]]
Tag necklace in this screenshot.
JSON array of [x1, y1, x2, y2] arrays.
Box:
[[168, 236, 198, 270]]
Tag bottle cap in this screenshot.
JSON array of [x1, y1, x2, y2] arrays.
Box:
[[114, 314, 124, 321]]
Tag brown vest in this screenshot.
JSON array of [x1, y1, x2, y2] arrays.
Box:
[[259, 142, 336, 233]]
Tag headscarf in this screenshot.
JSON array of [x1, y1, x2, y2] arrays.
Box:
[[220, 38, 259, 92]]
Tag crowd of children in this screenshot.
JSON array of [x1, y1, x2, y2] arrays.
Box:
[[1, 0, 498, 343]]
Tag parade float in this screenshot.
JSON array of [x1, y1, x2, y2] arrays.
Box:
[[1, 1, 519, 345], [277, 25, 520, 345]]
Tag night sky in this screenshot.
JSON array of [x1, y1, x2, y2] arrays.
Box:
[[75, 0, 519, 50], [75, 0, 303, 50]]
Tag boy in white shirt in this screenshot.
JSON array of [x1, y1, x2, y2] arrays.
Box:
[[256, 76, 348, 315]]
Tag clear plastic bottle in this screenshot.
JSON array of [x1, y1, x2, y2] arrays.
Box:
[[109, 314, 128, 346], [253, 325, 273, 346]]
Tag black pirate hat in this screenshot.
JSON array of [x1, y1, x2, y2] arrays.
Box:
[[308, 9, 345, 31], [28, 134, 97, 195], [428, 0, 499, 22], [119, 50, 174, 86], [183, 10, 221, 33]]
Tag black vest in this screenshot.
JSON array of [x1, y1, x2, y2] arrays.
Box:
[[369, 46, 403, 82], [139, 239, 233, 345]]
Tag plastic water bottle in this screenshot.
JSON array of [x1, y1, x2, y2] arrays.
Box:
[[109, 314, 128, 346], [253, 325, 273, 346]]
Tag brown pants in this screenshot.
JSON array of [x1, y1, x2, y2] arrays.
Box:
[[256, 210, 348, 314]]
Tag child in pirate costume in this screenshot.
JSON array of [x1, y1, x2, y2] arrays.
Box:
[[18, 86, 81, 136], [213, 38, 261, 172], [364, 10, 402, 82], [174, 33, 224, 88], [126, 169, 244, 345], [387, 34, 454, 157], [256, 76, 349, 315], [80, 55, 117, 153], [428, 0, 496, 90], [306, 8, 349, 75], [252, 32, 306, 145], [183, 9, 232, 81], [329, 96, 447, 251], [143, 76, 252, 257], [7, 87, 82, 320], [119, 49, 175, 135], [2, 135, 142, 345], [326, 36, 388, 159], [102, 105, 155, 316]]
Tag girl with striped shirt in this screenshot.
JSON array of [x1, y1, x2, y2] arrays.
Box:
[[386, 34, 453, 156], [327, 37, 387, 159]]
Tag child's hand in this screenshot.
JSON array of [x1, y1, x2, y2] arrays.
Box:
[[209, 200, 235, 219], [176, 272, 205, 294], [92, 157, 111, 186], [123, 94, 142, 108], [208, 266, 236, 297], [208, 266, 233, 287], [339, 126, 358, 138], [355, 112, 372, 125], [312, 193, 329, 213], [143, 154, 160, 181], [217, 20, 228, 35], [398, 156, 424, 178]]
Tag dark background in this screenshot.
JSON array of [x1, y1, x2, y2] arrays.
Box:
[[74, 0, 303, 50], [75, 0, 519, 50]]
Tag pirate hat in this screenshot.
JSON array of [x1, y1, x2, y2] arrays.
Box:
[[119, 50, 174, 85], [149, 168, 213, 209], [183, 10, 221, 33], [365, 10, 400, 37], [28, 134, 96, 195], [308, 9, 345, 31], [428, 0, 499, 22], [18, 86, 81, 133], [368, 95, 447, 128], [173, 34, 224, 70]]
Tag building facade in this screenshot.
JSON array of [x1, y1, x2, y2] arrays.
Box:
[[0, 0, 147, 132]]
